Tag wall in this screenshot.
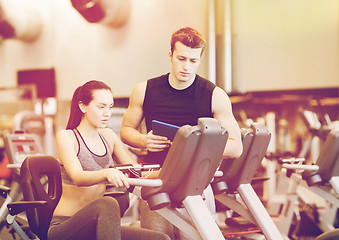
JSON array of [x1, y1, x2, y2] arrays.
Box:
[[1, 0, 338, 100], [0, 0, 210, 101], [231, 0, 339, 93]]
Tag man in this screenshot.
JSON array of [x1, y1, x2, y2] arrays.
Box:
[[121, 27, 243, 239], [121, 27, 242, 165]]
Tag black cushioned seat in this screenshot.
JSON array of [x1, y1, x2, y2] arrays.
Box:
[[7, 155, 62, 240]]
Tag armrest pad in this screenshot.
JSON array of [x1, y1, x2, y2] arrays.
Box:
[[7, 201, 47, 216]]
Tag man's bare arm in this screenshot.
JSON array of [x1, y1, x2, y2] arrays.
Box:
[[120, 81, 148, 148], [212, 87, 243, 159], [120, 81, 170, 152]]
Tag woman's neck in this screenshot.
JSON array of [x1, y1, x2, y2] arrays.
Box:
[[77, 120, 99, 139]]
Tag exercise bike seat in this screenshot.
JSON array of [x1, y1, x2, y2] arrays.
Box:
[[7, 155, 62, 240]]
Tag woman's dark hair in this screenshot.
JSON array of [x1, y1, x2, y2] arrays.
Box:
[[66, 80, 112, 130], [170, 27, 206, 56]]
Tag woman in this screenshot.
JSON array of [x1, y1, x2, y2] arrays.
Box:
[[48, 80, 169, 240]]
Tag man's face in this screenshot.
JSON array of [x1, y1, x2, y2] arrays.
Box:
[[169, 41, 202, 83]]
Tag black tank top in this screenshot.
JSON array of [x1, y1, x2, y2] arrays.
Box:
[[142, 73, 215, 165]]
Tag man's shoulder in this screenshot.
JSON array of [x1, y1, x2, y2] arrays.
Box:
[[147, 73, 169, 86], [141, 74, 168, 101], [195, 74, 216, 90]]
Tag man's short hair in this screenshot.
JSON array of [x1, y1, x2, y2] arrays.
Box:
[[170, 27, 206, 55]]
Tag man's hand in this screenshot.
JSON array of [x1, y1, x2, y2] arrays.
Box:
[[146, 130, 171, 152]]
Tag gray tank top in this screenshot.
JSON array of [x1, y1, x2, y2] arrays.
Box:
[[60, 129, 116, 185]]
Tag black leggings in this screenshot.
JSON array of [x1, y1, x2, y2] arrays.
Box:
[[48, 197, 170, 240]]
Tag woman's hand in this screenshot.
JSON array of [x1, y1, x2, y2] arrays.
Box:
[[105, 168, 130, 188], [145, 130, 171, 152]]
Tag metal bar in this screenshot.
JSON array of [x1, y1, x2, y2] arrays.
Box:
[[183, 195, 224, 240], [238, 184, 283, 240], [215, 193, 256, 224]]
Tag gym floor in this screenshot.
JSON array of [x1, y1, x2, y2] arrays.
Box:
[[0, 192, 329, 240], [216, 211, 323, 240], [1, 226, 15, 240]]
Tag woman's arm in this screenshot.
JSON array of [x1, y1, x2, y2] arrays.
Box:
[[56, 130, 129, 187]]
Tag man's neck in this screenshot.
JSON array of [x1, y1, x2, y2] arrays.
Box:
[[168, 73, 196, 90]]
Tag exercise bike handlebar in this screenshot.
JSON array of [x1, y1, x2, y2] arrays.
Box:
[[282, 163, 319, 171], [127, 178, 163, 187], [124, 171, 222, 187], [113, 163, 161, 172], [111, 161, 223, 188], [6, 163, 22, 169]]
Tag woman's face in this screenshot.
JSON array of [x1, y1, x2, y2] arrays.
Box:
[[82, 89, 114, 128]]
